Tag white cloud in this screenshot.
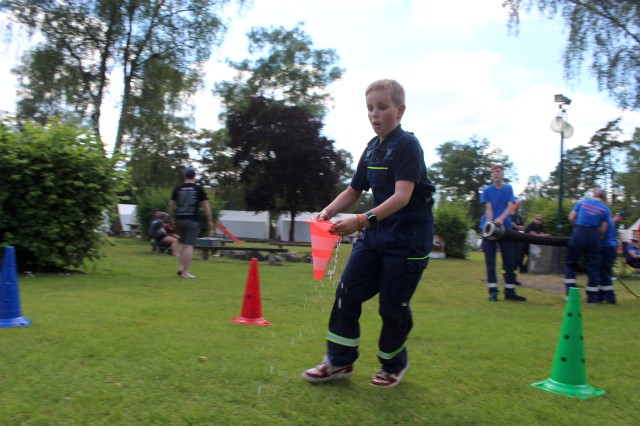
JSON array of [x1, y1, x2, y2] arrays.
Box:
[[409, 0, 509, 31]]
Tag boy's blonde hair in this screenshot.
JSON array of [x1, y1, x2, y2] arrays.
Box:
[[365, 79, 405, 106]]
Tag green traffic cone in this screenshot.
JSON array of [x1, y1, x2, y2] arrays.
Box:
[[531, 287, 605, 399]]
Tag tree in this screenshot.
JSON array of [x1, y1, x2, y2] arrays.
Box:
[[614, 127, 640, 220], [544, 118, 625, 202], [503, 0, 640, 110], [2, 0, 245, 155], [124, 59, 203, 192], [226, 97, 346, 241], [215, 23, 344, 120], [429, 137, 515, 225], [587, 118, 625, 203]]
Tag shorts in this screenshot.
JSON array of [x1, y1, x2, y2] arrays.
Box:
[[176, 220, 200, 246]]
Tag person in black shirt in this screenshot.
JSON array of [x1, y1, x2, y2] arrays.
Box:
[[168, 167, 213, 279]]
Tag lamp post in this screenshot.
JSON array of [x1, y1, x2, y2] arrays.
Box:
[[550, 94, 573, 273]]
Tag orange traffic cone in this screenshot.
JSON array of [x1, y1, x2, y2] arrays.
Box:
[[306, 219, 340, 281], [231, 258, 271, 326]]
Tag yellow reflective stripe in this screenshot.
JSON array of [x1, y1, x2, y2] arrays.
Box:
[[377, 342, 406, 360], [407, 252, 430, 260], [327, 331, 360, 347], [367, 166, 388, 170]]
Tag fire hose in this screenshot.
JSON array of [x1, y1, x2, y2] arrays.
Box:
[[481, 222, 639, 298], [481, 222, 569, 246]]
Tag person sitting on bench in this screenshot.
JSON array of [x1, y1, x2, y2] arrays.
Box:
[[623, 238, 640, 269], [152, 213, 179, 256]]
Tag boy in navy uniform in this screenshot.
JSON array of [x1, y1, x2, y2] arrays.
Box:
[[302, 79, 435, 387], [564, 186, 611, 303]]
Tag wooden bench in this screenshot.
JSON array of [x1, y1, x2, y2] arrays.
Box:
[[269, 241, 312, 249], [195, 245, 289, 263]]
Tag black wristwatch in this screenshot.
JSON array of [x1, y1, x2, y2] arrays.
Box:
[[366, 211, 377, 227]]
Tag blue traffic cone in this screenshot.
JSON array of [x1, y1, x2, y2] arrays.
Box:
[[0, 246, 31, 327]]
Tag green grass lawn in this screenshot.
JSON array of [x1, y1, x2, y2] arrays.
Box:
[[1, 238, 639, 425]]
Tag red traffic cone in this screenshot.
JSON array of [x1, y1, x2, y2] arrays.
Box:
[[231, 258, 271, 326], [1, 246, 31, 328], [306, 219, 339, 281]]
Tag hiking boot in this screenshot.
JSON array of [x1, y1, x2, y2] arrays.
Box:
[[370, 364, 409, 388], [505, 293, 527, 302], [302, 356, 353, 383]]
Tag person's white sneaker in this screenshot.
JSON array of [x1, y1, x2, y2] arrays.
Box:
[[301, 356, 354, 383]]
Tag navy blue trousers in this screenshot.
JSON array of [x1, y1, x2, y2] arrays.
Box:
[[482, 238, 517, 294], [326, 226, 429, 374], [564, 227, 602, 301], [598, 245, 617, 303]]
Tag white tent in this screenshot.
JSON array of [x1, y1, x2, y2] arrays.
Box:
[[277, 212, 357, 242], [117, 204, 138, 232], [618, 218, 640, 242], [216, 210, 270, 241]]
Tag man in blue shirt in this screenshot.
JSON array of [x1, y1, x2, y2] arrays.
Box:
[[564, 186, 611, 303], [481, 164, 526, 302]]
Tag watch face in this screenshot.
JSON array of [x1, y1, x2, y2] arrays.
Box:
[[367, 213, 377, 226]]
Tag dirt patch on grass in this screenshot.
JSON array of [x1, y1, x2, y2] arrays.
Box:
[[517, 273, 566, 295]]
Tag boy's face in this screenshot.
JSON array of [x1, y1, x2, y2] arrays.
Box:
[[491, 167, 504, 183], [366, 89, 405, 141]]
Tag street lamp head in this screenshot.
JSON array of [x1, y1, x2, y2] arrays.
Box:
[[550, 117, 565, 133], [562, 123, 574, 139], [554, 94, 572, 105]]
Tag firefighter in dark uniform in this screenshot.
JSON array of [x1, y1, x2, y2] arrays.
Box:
[[302, 79, 435, 388], [564, 186, 611, 303]]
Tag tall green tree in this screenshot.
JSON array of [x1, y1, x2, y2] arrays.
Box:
[[546, 145, 597, 201], [429, 137, 515, 224], [212, 23, 345, 237], [617, 128, 640, 221], [2, 0, 245, 155], [544, 118, 625, 203], [215, 23, 344, 120], [503, 0, 640, 110], [226, 97, 346, 241], [125, 59, 201, 192]]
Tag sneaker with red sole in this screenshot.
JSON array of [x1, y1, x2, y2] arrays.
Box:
[[301, 356, 354, 383], [370, 364, 409, 388]]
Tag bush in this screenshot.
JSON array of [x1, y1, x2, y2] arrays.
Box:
[[434, 201, 472, 259], [0, 118, 116, 271]]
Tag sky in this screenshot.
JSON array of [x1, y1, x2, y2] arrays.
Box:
[[2, 0, 639, 195]]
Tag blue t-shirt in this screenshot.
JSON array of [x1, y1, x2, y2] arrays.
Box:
[[480, 184, 515, 230], [572, 199, 610, 228], [602, 216, 617, 248], [624, 244, 640, 262]]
